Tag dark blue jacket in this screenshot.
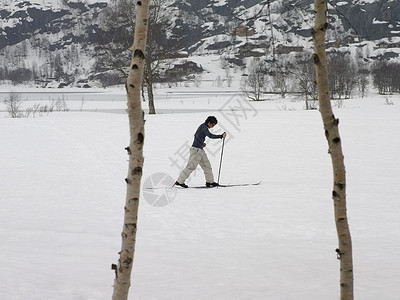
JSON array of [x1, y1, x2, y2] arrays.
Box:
[[192, 122, 223, 149]]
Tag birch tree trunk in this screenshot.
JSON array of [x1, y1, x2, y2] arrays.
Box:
[[111, 1, 150, 299], [312, 1, 354, 299]]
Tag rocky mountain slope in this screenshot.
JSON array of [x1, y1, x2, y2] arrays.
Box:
[[0, 0, 399, 87]]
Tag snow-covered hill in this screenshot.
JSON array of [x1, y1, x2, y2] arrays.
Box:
[[0, 0, 399, 86]]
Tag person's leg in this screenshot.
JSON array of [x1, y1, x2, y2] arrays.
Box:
[[177, 147, 202, 183], [199, 149, 215, 183]]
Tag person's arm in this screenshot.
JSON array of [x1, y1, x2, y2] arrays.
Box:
[[204, 126, 226, 139]]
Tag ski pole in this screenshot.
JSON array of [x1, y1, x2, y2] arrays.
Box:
[[217, 137, 225, 186]]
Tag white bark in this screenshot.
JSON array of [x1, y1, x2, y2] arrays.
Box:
[[312, 1, 354, 299], [112, 1, 150, 299]]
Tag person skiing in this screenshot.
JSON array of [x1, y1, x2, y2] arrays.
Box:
[[175, 116, 227, 188]]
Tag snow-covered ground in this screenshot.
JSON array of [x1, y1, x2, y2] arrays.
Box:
[[1, 85, 399, 300]]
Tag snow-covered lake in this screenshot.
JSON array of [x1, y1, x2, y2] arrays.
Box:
[[1, 86, 399, 299]]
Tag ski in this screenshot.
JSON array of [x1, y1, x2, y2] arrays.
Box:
[[146, 181, 261, 190], [191, 181, 262, 189]]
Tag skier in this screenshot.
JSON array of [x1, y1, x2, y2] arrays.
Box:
[[175, 116, 227, 188]]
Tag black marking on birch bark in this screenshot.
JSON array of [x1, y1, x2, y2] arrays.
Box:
[[336, 248, 343, 259], [134, 49, 145, 59], [125, 223, 137, 231], [137, 1, 142, 5], [335, 182, 345, 190], [332, 137, 341, 144], [132, 64, 139, 70], [125, 147, 131, 154], [129, 84, 135, 89], [111, 264, 118, 278], [332, 190, 339, 198], [320, 22, 328, 32], [311, 28, 317, 37], [125, 223, 137, 234], [338, 217, 345, 222], [128, 198, 139, 203], [123, 258, 132, 266], [334, 118, 339, 125], [312, 53, 320, 65], [137, 132, 144, 144], [132, 166, 142, 175], [125, 178, 131, 184]]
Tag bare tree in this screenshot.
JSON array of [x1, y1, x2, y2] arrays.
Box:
[[241, 58, 268, 101], [4, 92, 23, 118], [356, 69, 369, 98], [142, 0, 169, 114], [111, 0, 149, 299], [272, 66, 291, 98], [294, 54, 318, 110], [98, 0, 177, 114], [96, 0, 137, 76], [372, 60, 400, 94], [327, 54, 357, 99], [312, 1, 354, 299]]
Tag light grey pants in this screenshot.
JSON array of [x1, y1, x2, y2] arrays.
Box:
[[177, 147, 214, 183]]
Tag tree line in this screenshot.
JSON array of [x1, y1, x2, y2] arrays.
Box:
[[240, 52, 400, 104], [0, 38, 85, 86]]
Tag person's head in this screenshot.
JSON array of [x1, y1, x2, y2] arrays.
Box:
[[205, 116, 218, 128]]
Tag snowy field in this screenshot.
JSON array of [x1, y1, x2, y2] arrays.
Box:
[[1, 86, 400, 300]]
